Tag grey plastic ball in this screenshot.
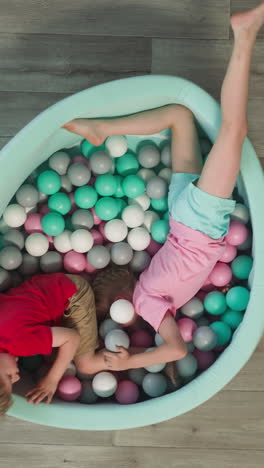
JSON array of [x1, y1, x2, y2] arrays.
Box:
[[90, 151, 112, 175], [128, 368, 147, 386], [71, 209, 94, 230], [99, 318, 121, 339], [49, 151, 71, 175], [16, 184, 39, 208], [129, 250, 151, 273], [138, 144, 160, 169], [40, 251, 63, 273], [87, 245, 110, 269], [176, 354, 198, 378], [67, 162, 91, 186], [79, 381, 98, 404], [160, 142, 172, 167], [0, 246, 23, 270], [181, 297, 204, 319], [0, 267, 12, 291], [146, 176, 168, 199], [18, 254, 39, 276], [142, 373, 167, 397], [111, 242, 133, 265], [193, 326, 218, 351]]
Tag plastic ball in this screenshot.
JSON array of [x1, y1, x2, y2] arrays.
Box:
[[54, 230, 72, 253], [130, 329, 153, 348], [150, 197, 168, 212], [143, 210, 160, 232], [186, 341, 195, 353], [193, 326, 218, 351], [181, 297, 204, 319], [71, 209, 94, 230], [41, 212, 65, 236], [3, 204, 26, 228], [99, 318, 121, 339], [110, 299, 135, 324], [79, 380, 98, 404], [151, 220, 169, 244], [105, 329, 130, 352], [74, 186, 98, 209], [104, 219, 128, 242], [219, 242, 237, 263], [63, 251, 86, 273], [144, 347, 166, 373], [87, 245, 110, 269], [129, 250, 151, 273], [60, 174, 73, 193], [113, 175, 125, 198], [142, 373, 167, 397], [146, 238, 162, 256], [81, 139, 96, 157], [137, 168, 156, 182], [49, 151, 70, 175], [0, 218, 9, 234], [37, 170, 61, 195], [192, 349, 215, 370], [40, 251, 63, 273], [196, 316, 210, 327], [154, 333, 164, 346], [225, 221, 248, 246], [90, 229, 103, 246], [94, 174, 117, 197], [116, 199, 127, 217], [105, 135, 127, 158], [115, 380, 139, 404], [221, 308, 243, 329], [25, 233, 49, 256], [160, 143, 172, 167], [48, 192, 71, 215], [210, 321, 232, 346], [128, 368, 147, 386], [92, 372, 117, 398], [209, 262, 233, 287], [67, 162, 91, 187], [226, 286, 250, 311], [237, 231, 252, 251], [127, 227, 150, 251], [128, 193, 150, 211], [231, 255, 253, 280], [122, 175, 145, 198], [18, 253, 39, 276], [146, 176, 168, 199], [2, 229, 25, 250], [95, 197, 119, 221], [176, 354, 198, 378], [90, 151, 112, 175], [0, 267, 12, 291], [70, 229, 94, 253], [110, 242, 133, 265], [204, 291, 227, 315], [16, 184, 39, 207], [0, 246, 22, 270], [116, 152, 139, 176], [230, 203, 250, 224], [177, 318, 197, 343], [122, 205, 144, 228], [158, 167, 172, 183], [57, 375, 82, 401], [138, 144, 160, 168]]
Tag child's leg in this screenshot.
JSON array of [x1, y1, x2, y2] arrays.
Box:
[[197, 4, 264, 199]]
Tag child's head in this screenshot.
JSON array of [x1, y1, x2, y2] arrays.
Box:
[[92, 266, 136, 321], [0, 353, 20, 415]]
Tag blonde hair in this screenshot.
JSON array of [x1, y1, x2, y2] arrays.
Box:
[[0, 377, 13, 416]]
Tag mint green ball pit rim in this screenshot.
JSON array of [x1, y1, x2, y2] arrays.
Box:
[[1, 75, 264, 431]]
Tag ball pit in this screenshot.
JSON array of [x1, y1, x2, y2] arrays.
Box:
[[1, 75, 264, 430]]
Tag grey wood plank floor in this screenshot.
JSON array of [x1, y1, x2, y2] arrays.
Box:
[[0, 2, 263, 467]]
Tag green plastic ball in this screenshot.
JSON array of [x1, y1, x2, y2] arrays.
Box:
[[204, 291, 227, 315], [122, 175, 145, 198], [20, 355, 44, 372], [114, 175, 125, 198], [41, 212, 65, 236], [74, 186, 98, 209], [231, 255, 253, 280], [221, 309, 244, 329], [48, 192, 71, 215], [210, 321, 232, 346], [81, 139, 105, 158], [150, 197, 168, 212], [151, 220, 169, 244], [116, 153, 139, 176], [95, 197, 119, 221], [95, 174, 117, 197], [116, 199, 127, 217], [163, 211, 169, 221], [37, 170, 61, 195], [226, 286, 250, 311]]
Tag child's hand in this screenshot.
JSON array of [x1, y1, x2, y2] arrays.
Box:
[[103, 346, 130, 371], [25, 375, 58, 405]]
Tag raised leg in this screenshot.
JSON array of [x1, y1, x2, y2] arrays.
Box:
[[197, 3, 264, 199]]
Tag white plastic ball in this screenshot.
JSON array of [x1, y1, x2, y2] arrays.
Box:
[[71, 209, 94, 230], [138, 144, 160, 168], [2, 229, 25, 250], [25, 233, 49, 257], [92, 372, 117, 398], [144, 347, 166, 373], [105, 135, 128, 158], [0, 267, 12, 291], [110, 242, 133, 265], [146, 176, 168, 199], [143, 210, 160, 232], [0, 246, 23, 270], [129, 250, 151, 273], [230, 203, 250, 224], [128, 193, 150, 211], [54, 230, 72, 253], [18, 253, 40, 276], [3, 204, 26, 228], [49, 151, 71, 175], [90, 151, 112, 175], [181, 297, 204, 319], [71, 229, 94, 253], [127, 227, 150, 251], [158, 167, 172, 184], [121, 205, 144, 228], [155, 333, 164, 346], [137, 168, 156, 182], [99, 319, 121, 339], [161, 142, 172, 167], [67, 162, 91, 186], [16, 184, 39, 208], [60, 174, 73, 193], [104, 329, 130, 352], [104, 219, 128, 242], [40, 251, 63, 273], [110, 299, 135, 324]]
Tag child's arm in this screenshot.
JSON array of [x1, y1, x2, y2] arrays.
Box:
[[26, 327, 80, 404]]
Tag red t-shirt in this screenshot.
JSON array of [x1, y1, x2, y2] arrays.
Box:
[[0, 273, 77, 357]]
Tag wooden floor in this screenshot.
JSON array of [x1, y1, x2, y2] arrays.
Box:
[[0, 1, 264, 467]]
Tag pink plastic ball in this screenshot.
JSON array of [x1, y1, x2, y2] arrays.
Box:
[[201, 276, 214, 292], [68, 192, 76, 215], [219, 242, 237, 263], [130, 329, 154, 348], [47, 235, 54, 249], [39, 203, 50, 215], [24, 213, 42, 234], [115, 380, 139, 405], [146, 238, 162, 256], [85, 258, 97, 274], [57, 375, 82, 401], [91, 207, 102, 225], [196, 290, 207, 301], [192, 349, 215, 370], [90, 229, 104, 246], [177, 318, 197, 343], [209, 262, 233, 287], [225, 221, 248, 246], [71, 155, 90, 167], [98, 221, 107, 241], [63, 251, 86, 273]]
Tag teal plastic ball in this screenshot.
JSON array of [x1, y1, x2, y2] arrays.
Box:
[[163, 211, 169, 221], [150, 197, 168, 212], [41, 212, 65, 236], [116, 153, 139, 176], [210, 321, 232, 346], [74, 186, 98, 209], [231, 255, 253, 279], [114, 175, 125, 198], [142, 373, 167, 397], [176, 354, 198, 378], [151, 220, 169, 243], [95, 174, 117, 197], [204, 291, 227, 315], [48, 192, 71, 215], [221, 309, 244, 329], [116, 199, 127, 217], [95, 197, 119, 221], [37, 170, 61, 195], [122, 175, 145, 198], [81, 139, 105, 158], [226, 286, 250, 311]]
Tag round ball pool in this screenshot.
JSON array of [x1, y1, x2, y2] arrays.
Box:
[[1, 75, 264, 430]]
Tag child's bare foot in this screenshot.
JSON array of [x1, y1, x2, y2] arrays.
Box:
[[62, 118, 106, 146], [231, 2, 264, 38]]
